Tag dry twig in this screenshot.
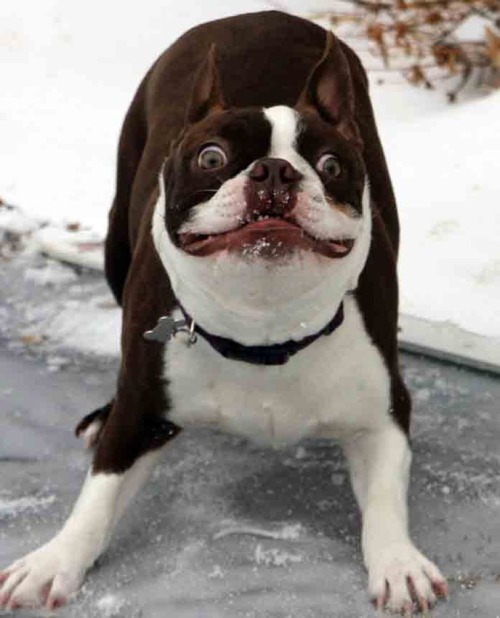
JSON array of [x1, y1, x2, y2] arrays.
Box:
[[313, 0, 500, 99]]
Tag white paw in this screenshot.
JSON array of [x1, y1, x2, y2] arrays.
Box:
[[0, 537, 86, 610], [367, 543, 448, 614]]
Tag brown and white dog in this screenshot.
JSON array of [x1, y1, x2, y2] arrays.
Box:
[[0, 11, 448, 613]]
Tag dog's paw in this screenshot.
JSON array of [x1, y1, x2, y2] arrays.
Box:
[[367, 542, 448, 614], [0, 538, 85, 610]]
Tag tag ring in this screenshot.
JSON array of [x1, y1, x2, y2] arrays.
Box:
[[187, 320, 197, 346]]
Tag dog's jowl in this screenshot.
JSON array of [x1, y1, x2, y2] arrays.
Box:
[[0, 11, 448, 613]]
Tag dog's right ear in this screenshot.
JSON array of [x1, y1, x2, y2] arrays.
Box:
[[186, 44, 227, 125], [296, 31, 360, 145]]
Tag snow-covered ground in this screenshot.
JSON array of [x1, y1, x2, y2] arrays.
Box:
[[0, 251, 121, 358], [374, 87, 500, 339], [1, 210, 500, 616], [1, 0, 499, 346], [1, 318, 500, 617]]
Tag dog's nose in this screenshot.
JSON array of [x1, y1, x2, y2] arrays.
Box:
[[246, 158, 302, 219], [249, 158, 302, 188]]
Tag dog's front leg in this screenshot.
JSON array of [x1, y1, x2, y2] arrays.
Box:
[[0, 416, 175, 611], [343, 423, 448, 613], [1, 224, 180, 611]]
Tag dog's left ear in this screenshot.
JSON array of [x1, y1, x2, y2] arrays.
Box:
[[186, 44, 227, 125], [296, 32, 361, 144]]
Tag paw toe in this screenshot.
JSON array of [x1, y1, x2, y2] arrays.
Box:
[[46, 594, 68, 610], [368, 546, 447, 614], [408, 570, 435, 608], [431, 578, 449, 599], [0, 544, 83, 610], [0, 566, 28, 607], [386, 582, 412, 613], [421, 558, 448, 593]]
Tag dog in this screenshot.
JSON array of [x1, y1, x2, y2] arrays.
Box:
[[0, 11, 448, 613]]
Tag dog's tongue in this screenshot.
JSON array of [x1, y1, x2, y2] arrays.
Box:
[[179, 218, 354, 259], [179, 219, 299, 256]]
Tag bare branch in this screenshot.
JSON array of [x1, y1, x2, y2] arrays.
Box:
[[313, 0, 500, 99]]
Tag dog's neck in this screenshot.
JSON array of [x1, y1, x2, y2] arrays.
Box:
[[152, 176, 372, 346], [175, 301, 344, 365]]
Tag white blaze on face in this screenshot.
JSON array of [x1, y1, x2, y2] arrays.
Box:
[[263, 105, 363, 242], [265, 105, 299, 160], [152, 105, 372, 346]]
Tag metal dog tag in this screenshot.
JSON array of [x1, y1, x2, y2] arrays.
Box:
[[143, 316, 197, 345]]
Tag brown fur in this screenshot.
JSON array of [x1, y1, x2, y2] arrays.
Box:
[[92, 11, 409, 474]]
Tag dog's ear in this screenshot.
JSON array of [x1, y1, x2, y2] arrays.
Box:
[[296, 32, 360, 144], [186, 44, 227, 125]]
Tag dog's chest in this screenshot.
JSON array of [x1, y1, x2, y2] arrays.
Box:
[[164, 296, 391, 446]]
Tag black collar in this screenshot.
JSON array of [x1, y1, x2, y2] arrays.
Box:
[[180, 303, 344, 366]]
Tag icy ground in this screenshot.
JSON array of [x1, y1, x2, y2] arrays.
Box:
[[1, 253, 499, 617]]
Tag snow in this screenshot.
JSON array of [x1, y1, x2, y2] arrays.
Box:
[[214, 523, 304, 541], [95, 594, 126, 617], [0, 253, 121, 358], [0, 0, 271, 233], [44, 293, 121, 356], [0, 494, 56, 516], [34, 226, 105, 271], [1, 345, 499, 617], [452, 13, 499, 41], [254, 544, 304, 567], [0, 1, 499, 343], [371, 86, 500, 338], [0, 205, 40, 235], [25, 260, 78, 285]]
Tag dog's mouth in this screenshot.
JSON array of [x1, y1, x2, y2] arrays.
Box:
[[178, 217, 355, 258]]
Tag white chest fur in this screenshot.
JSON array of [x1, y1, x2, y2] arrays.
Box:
[[164, 295, 391, 447]]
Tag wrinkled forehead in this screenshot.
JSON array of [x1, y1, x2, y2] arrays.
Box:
[[182, 106, 301, 154], [181, 105, 360, 170], [180, 107, 273, 156]]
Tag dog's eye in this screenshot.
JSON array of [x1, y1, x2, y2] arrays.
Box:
[[197, 145, 227, 170], [316, 153, 341, 178]]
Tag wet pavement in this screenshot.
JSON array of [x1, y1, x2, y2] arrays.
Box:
[[0, 259, 499, 617]]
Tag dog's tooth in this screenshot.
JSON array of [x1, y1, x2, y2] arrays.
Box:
[[331, 242, 348, 253]]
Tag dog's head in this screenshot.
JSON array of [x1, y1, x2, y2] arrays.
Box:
[[153, 33, 372, 344]]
